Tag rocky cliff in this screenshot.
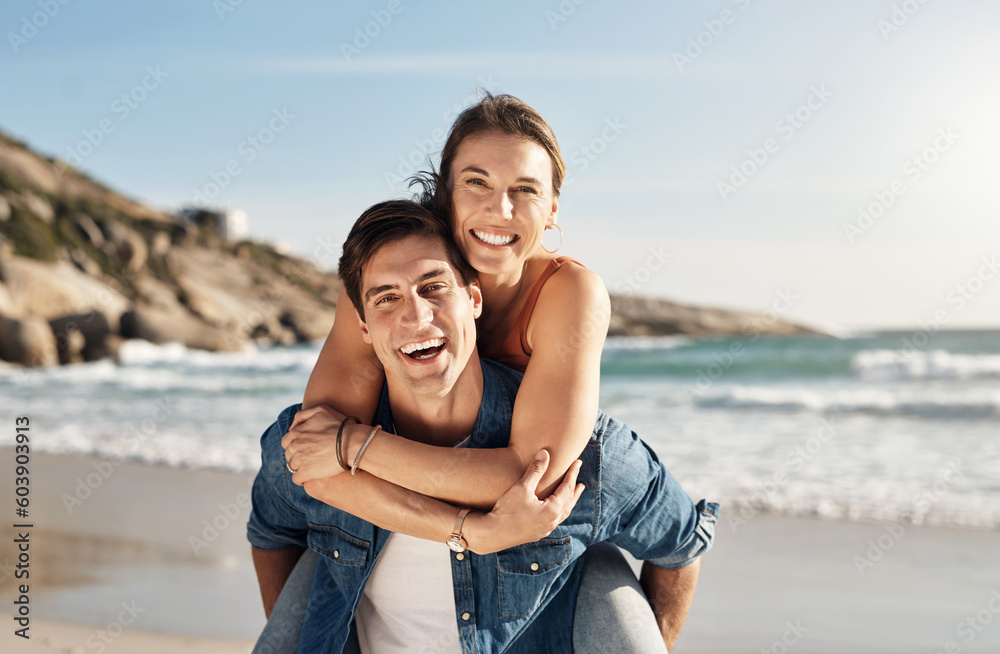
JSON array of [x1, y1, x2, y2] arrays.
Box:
[[0, 129, 819, 367]]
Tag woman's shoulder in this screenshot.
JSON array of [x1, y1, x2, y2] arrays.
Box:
[[527, 255, 610, 342]]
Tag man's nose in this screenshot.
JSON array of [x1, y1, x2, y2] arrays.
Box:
[[401, 295, 433, 327]]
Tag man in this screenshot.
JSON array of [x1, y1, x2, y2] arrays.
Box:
[[248, 200, 718, 653]]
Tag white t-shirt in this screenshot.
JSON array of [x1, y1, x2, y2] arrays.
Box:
[[355, 435, 471, 654]]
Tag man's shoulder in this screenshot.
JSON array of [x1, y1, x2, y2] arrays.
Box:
[[481, 358, 524, 392]]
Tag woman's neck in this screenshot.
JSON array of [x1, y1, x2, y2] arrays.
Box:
[[477, 262, 533, 323]]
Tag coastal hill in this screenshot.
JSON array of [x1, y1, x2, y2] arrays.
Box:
[[0, 130, 819, 367]]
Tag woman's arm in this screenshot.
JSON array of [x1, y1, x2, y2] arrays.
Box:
[[301, 285, 384, 420], [303, 450, 585, 555], [289, 265, 610, 510], [295, 284, 586, 550]]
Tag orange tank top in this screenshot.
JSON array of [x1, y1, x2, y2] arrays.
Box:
[[486, 256, 584, 371]]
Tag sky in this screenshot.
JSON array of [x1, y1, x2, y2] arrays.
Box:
[[2, 0, 999, 330]]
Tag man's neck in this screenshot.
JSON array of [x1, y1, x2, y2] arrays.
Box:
[[385, 354, 484, 447]]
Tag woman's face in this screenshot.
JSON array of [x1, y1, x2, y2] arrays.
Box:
[[447, 131, 559, 277]]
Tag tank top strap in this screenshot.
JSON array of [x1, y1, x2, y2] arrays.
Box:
[[514, 256, 584, 359]]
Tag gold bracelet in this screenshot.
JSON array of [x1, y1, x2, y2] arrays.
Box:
[[351, 425, 382, 476]]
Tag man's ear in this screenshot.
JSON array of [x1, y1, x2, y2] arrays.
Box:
[[358, 313, 372, 345], [469, 281, 483, 319]]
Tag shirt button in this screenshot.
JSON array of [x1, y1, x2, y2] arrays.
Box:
[[456, 553, 465, 561], [333, 550, 340, 559], [530, 562, 539, 571], [461, 612, 471, 621]]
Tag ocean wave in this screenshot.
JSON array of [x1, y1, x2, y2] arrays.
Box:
[[694, 386, 1000, 419], [851, 349, 1000, 381]]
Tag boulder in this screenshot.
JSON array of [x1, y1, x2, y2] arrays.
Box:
[[0, 314, 58, 366], [0, 195, 10, 222], [280, 305, 335, 343], [120, 303, 247, 352], [50, 311, 115, 362], [72, 212, 105, 248], [101, 222, 148, 273], [150, 231, 171, 257], [18, 191, 55, 224], [0, 256, 130, 324]]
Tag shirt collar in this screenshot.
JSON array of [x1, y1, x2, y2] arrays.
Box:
[[373, 358, 515, 448]]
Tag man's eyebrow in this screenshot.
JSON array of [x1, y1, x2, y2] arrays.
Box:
[[418, 269, 450, 283], [363, 269, 451, 303], [364, 283, 398, 304]]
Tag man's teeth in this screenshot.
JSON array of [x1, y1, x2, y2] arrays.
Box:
[[473, 230, 515, 246], [400, 338, 445, 355]]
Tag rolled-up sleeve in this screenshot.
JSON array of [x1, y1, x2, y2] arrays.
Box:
[[247, 404, 309, 551], [596, 416, 720, 569]]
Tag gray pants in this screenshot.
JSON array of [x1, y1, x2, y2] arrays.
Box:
[[254, 542, 667, 654]]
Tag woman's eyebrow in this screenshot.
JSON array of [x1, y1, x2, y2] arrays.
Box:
[[457, 165, 489, 176]]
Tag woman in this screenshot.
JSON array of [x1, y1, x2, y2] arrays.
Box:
[[278, 94, 669, 653]]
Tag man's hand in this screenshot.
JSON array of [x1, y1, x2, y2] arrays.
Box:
[[463, 449, 585, 555], [282, 404, 357, 485]]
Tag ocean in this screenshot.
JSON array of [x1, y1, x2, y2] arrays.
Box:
[[3, 330, 998, 532]]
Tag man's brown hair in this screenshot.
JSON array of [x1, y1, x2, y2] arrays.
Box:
[[338, 200, 478, 321]]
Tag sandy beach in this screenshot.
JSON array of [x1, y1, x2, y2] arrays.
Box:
[[1, 449, 999, 653]]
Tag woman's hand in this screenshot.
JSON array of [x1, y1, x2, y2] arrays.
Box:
[[463, 449, 585, 555], [282, 404, 356, 485]]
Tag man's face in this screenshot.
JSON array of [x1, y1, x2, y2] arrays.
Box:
[[359, 235, 482, 395]]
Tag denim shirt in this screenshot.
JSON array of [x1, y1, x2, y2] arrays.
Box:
[[248, 359, 719, 654]]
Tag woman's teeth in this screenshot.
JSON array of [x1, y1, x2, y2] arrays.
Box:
[[472, 230, 515, 246]]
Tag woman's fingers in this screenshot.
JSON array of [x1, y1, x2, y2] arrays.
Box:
[[290, 405, 325, 429], [519, 449, 551, 493]]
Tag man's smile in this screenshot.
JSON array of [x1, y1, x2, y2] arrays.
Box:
[[399, 337, 448, 361]]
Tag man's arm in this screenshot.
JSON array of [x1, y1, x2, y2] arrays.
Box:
[[640, 558, 702, 651], [251, 545, 305, 619]]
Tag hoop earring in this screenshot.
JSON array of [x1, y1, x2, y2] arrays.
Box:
[[541, 224, 563, 254]]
